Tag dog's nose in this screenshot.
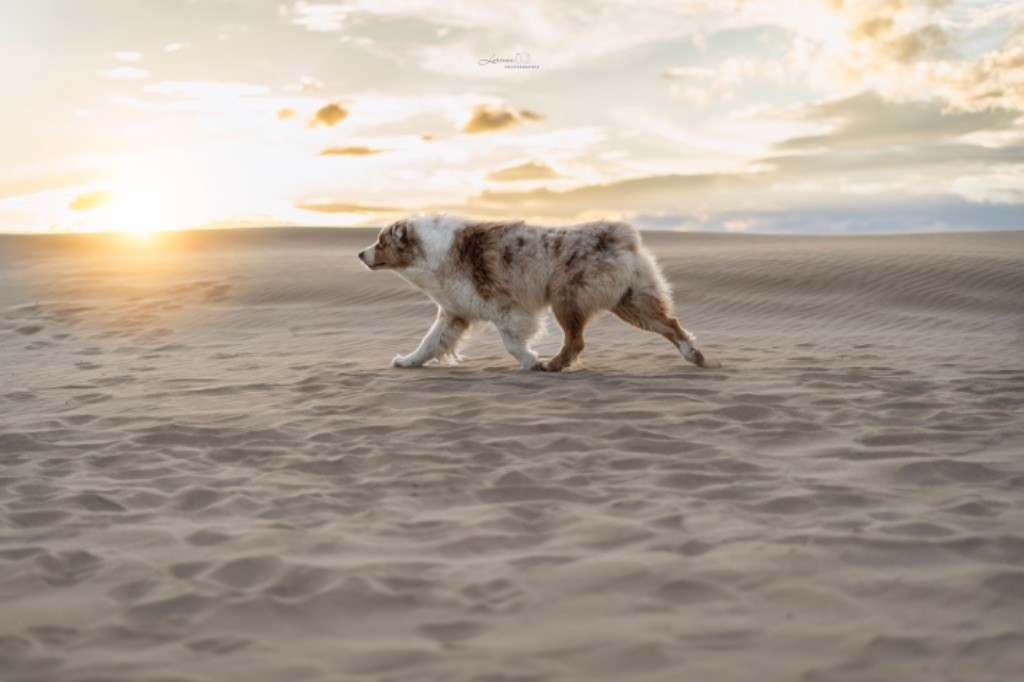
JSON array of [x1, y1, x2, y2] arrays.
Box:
[[358, 250, 365, 260]]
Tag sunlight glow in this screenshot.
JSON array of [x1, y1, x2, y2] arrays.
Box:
[[104, 157, 210, 234]]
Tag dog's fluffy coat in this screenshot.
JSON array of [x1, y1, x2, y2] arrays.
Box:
[[358, 215, 716, 371]]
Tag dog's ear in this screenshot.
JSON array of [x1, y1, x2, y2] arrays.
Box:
[[394, 222, 407, 243]]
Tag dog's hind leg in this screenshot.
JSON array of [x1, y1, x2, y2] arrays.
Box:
[[612, 288, 719, 368], [539, 298, 588, 372], [393, 309, 470, 368], [496, 311, 542, 370]]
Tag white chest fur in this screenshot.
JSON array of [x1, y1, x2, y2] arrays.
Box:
[[398, 267, 489, 318], [400, 268, 443, 300]]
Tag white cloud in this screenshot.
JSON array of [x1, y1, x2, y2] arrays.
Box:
[[114, 51, 143, 62], [663, 56, 787, 105], [951, 172, 1024, 204], [731, 0, 1024, 112], [144, 81, 271, 98], [285, 76, 324, 93], [287, 0, 731, 73], [100, 67, 151, 80]]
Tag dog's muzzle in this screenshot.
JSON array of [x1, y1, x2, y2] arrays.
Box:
[[358, 249, 375, 269]]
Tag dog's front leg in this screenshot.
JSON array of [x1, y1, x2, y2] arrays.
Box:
[[496, 312, 542, 370], [393, 309, 468, 368]]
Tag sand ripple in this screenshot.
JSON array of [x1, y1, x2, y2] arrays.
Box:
[[1, 229, 1022, 681]]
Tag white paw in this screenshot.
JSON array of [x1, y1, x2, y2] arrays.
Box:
[[678, 339, 697, 363], [392, 354, 419, 368]]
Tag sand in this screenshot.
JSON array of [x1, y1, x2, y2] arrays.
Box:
[[0, 227, 1022, 682]]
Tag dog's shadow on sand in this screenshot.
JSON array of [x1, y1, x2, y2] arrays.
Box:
[[375, 361, 735, 388]]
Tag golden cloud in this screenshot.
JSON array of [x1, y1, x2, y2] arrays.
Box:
[[486, 161, 561, 182], [318, 146, 387, 156], [69, 190, 116, 211], [310, 103, 348, 127], [295, 201, 401, 213], [461, 104, 543, 134], [472, 173, 735, 216]]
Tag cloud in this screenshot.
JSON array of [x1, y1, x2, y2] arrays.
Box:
[[776, 92, 1020, 150], [662, 67, 716, 80], [289, 2, 351, 32], [100, 67, 150, 80], [112, 81, 283, 134], [69, 190, 115, 211], [661, 55, 787, 106], [485, 161, 561, 181], [643, 199, 1024, 234], [461, 105, 514, 133], [145, 81, 269, 98], [761, 142, 1024, 175], [287, 0, 719, 75], [295, 201, 401, 213], [461, 104, 543, 133], [301, 76, 323, 93], [283, 1, 1021, 115], [310, 103, 348, 127], [277, 108, 297, 121], [473, 172, 742, 216], [952, 173, 1024, 205], [467, 89, 1024, 219], [319, 146, 387, 156], [923, 29, 1024, 112], [705, 0, 1023, 114], [114, 51, 143, 62], [287, 76, 324, 93], [843, 6, 948, 65]]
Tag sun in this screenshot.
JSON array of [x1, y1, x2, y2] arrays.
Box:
[[106, 182, 191, 235], [102, 155, 210, 235]]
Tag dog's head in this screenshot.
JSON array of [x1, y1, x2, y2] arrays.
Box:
[[358, 219, 421, 271]]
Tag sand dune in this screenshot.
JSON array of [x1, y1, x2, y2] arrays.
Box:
[[1, 228, 1022, 682]]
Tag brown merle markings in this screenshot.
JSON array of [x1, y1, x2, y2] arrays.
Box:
[[543, 298, 588, 372], [453, 222, 510, 300], [551, 231, 565, 254], [612, 287, 693, 354], [501, 232, 533, 268], [371, 219, 422, 269]]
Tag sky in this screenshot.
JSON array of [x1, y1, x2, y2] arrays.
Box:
[[1, 0, 1023, 234]]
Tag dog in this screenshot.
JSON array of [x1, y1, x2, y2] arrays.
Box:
[[358, 215, 719, 371]]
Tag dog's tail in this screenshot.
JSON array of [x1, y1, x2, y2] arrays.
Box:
[[629, 244, 674, 308]]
